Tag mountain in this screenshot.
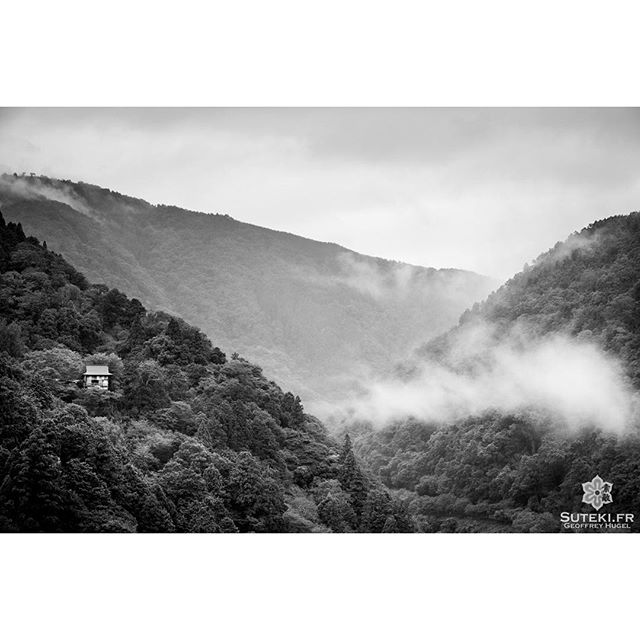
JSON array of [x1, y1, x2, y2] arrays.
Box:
[[4, 186, 639, 533], [0, 173, 496, 411], [0, 210, 413, 532], [347, 212, 640, 532], [416, 211, 640, 381]]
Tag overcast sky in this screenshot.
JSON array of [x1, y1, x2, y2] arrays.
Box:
[[1, 107, 639, 279]]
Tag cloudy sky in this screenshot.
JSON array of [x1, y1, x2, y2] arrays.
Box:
[[1, 107, 639, 279]]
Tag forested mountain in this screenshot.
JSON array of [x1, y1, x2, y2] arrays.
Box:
[[0, 173, 495, 410], [348, 212, 640, 532], [5, 175, 638, 534], [418, 211, 640, 382], [0, 211, 412, 532]]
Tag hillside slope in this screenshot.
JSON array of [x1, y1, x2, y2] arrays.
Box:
[[349, 212, 640, 532], [0, 174, 495, 410], [0, 211, 412, 532], [414, 211, 640, 383], [456, 212, 640, 381]]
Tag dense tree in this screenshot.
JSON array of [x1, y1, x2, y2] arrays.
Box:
[[0, 320, 24, 357], [123, 360, 171, 413], [225, 452, 287, 532], [2, 210, 402, 533], [317, 491, 357, 532]]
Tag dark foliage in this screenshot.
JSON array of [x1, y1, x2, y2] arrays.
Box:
[[0, 210, 405, 532]]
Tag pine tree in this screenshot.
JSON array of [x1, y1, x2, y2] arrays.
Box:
[[166, 317, 182, 341], [15, 222, 25, 242], [337, 434, 368, 517], [281, 392, 305, 429], [339, 433, 353, 465]]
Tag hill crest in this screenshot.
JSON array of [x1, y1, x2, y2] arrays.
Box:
[[0, 173, 496, 411]]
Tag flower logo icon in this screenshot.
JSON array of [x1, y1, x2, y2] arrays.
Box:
[[581, 475, 613, 511]]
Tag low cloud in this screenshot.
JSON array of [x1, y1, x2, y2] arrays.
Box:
[[532, 229, 602, 269], [329, 252, 494, 301], [0, 173, 92, 216], [335, 252, 420, 299], [340, 322, 637, 434]]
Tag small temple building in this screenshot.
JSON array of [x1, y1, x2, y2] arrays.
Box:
[[83, 365, 112, 390]]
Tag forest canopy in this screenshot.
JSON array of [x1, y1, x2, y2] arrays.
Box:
[[0, 210, 409, 532]]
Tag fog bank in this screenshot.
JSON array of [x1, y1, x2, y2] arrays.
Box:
[[343, 323, 637, 434]]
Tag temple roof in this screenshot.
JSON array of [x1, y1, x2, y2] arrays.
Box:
[[84, 365, 112, 376]]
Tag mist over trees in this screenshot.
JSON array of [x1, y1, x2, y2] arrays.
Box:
[[344, 212, 640, 532]]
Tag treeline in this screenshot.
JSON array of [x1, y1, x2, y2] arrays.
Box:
[[0, 211, 409, 532]]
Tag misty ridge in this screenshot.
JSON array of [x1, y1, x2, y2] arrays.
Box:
[[0, 173, 496, 412], [333, 211, 640, 440], [0, 173, 94, 218], [296, 250, 488, 303]]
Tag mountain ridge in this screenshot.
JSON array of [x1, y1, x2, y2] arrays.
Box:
[[0, 172, 491, 273], [0, 173, 496, 411]]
